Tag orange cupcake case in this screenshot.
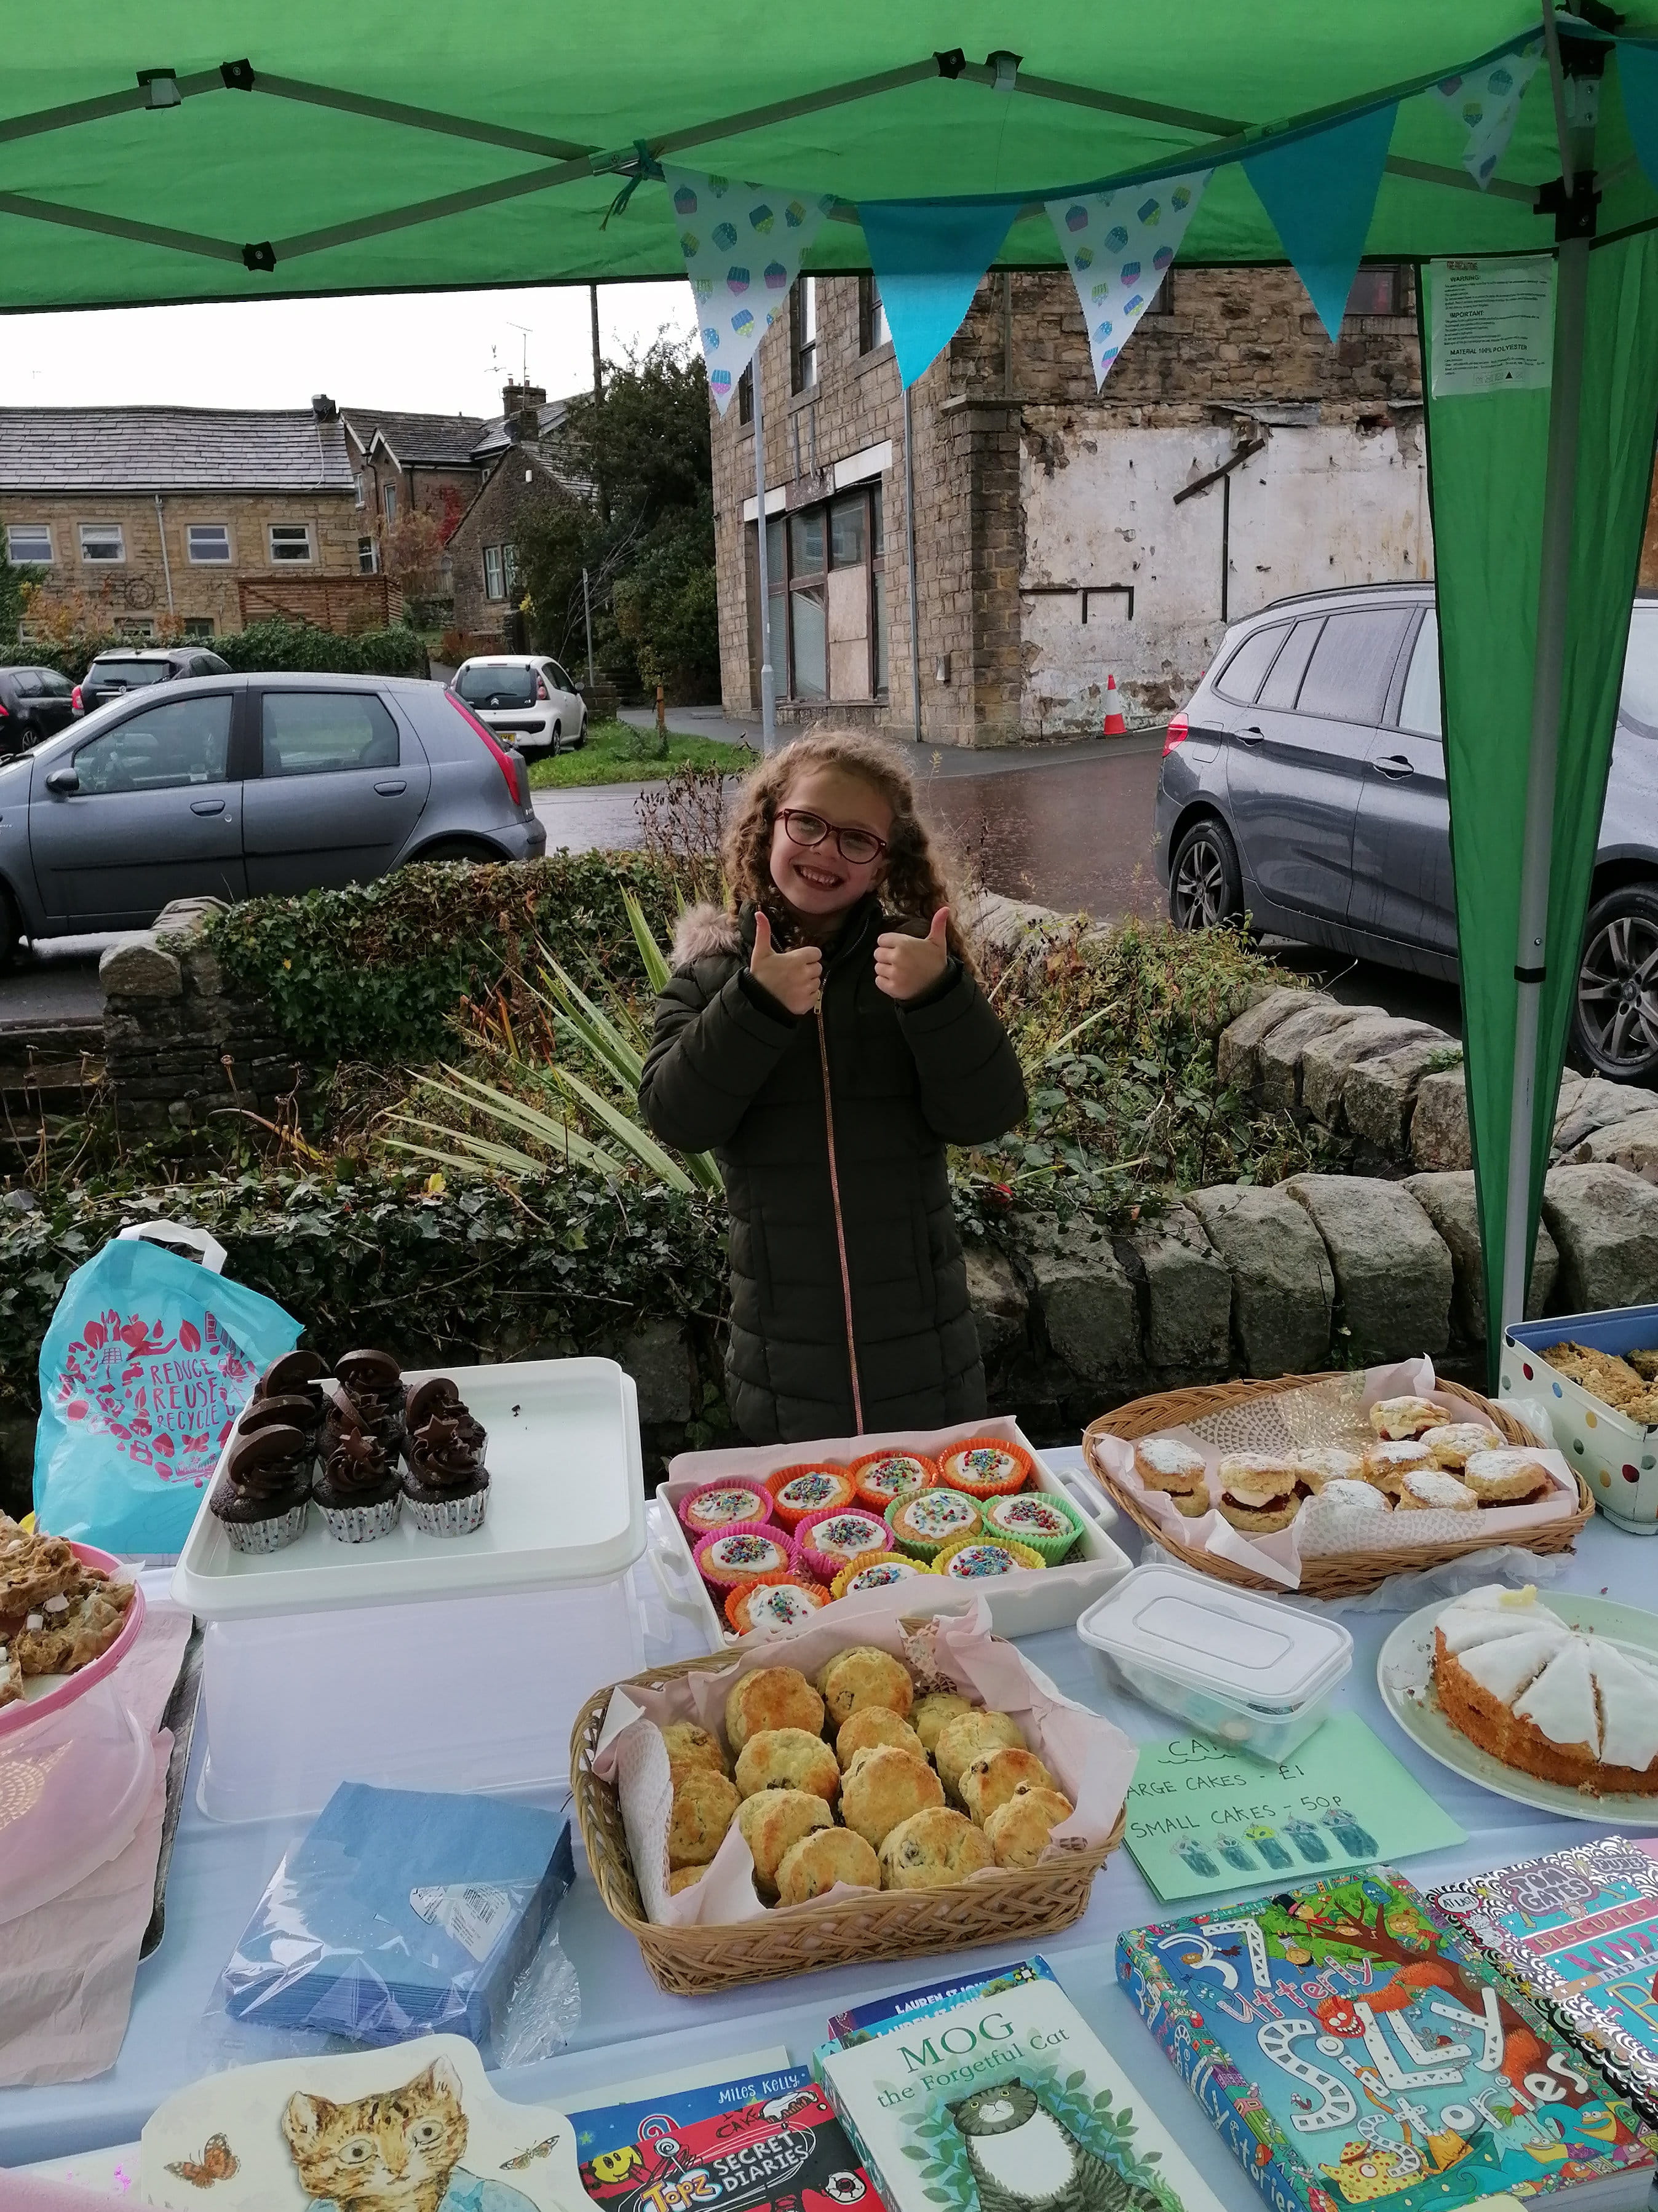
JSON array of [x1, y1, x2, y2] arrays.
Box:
[[725, 1572, 830, 1634], [935, 1436, 1033, 1498], [847, 1449, 941, 1508], [766, 1462, 855, 1527]]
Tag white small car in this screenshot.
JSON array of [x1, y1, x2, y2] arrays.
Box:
[[449, 656, 587, 758]]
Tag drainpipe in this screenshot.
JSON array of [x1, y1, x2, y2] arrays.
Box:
[[904, 385, 921, 744], [154, 494, 175, 619], [753, 334, 777, 755]]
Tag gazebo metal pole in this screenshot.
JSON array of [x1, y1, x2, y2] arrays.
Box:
[[753, 333, 778, 755], [905, 384, 922, 743]]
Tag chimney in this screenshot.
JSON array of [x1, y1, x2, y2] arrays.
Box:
[[502, 380, 545, 442], [311, 393, 338, 421]]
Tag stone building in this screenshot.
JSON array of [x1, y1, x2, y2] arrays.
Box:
[[445, 383, 590, 646], [710, 264, 1429, 742], [340, 405, 490, 577]]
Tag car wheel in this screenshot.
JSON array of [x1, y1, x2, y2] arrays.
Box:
[[408, 838, 506, 868], [550, 720, 562, 753], [0, 885, 25, 973], [1169, 816, 1244, 932], [1572, 884, 1658, 1084], [573, 715, 587, 749]]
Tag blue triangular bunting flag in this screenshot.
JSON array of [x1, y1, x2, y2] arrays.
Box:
[[860, 200, 1018, 388], [1619, 42, 1658, 199], [1244, 103, 1398, 342], [666, 167, 834, 415], [1430, 41, 1542, 189], [1046, 171, 1211, 388]]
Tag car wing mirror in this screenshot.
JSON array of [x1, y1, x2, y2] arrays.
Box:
[[44, 766, 80, 795]]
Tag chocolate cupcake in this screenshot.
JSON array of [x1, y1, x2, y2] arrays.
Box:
[[255, 1348, 328, 1405], [211, 1424, 313, 1553], [315, 1418, 402, 1542], [327, 1349, 407, 1450], [402, 1399, 490, 1536], [403, 1376, 486, 1457], [240, 1392, 325, 1452]]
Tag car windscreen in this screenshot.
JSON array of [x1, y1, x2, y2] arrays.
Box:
[[1620, 609, 1658, 739], [456, 665, 537, 707], [86, 660, 170, 688]]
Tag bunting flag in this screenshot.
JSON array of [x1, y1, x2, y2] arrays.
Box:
[[1244, 102, 1398, 341], [665, 166, 835, 414], [1619, 42, 1658, 198], [1430, 41, 1543, 188], [1045, 172, 1212, 387], [859, 199, 1018, 387]]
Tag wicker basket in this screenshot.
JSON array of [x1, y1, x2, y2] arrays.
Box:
[[571, 1647, 1124, 1997], [1083, 1373, 1592, 1601]]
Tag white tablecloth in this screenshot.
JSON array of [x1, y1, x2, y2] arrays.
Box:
[[2, 1451, 1649, 2206]]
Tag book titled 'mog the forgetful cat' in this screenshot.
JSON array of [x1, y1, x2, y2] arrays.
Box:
[[817, 1956, 1230, 2212], [1117, 1869, 1658, 2212]]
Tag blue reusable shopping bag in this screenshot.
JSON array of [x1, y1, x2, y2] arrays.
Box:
[[34, 1226, 302, 1556]]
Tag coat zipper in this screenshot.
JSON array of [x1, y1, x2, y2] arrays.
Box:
[[815, 999, 865, 1435]]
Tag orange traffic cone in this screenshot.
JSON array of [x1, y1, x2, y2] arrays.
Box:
[[1102, 673, 1127, 736]]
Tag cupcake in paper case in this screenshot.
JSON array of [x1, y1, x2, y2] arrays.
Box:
[[934, 1534, 1045, 1579], [980, 1488, 1084, 1564], [327, 1349, 407, 1452], [681, 1479, 775, 1539], [795, 1506, 893, 1585], [403, 1376, 486, 1461], [848, 1449, 940, 1509], [886, 1485, 982, 1560], [402, 1400, 490, 1537], [936, 1436, 1031, 1498], [831, 1550, 938, 1598], [726, 1574, 828, 1635], [211, 1423, 314, 1554], [694, 1522, 795, 1595], [766, 1462, 854, 1528], [315, 1419, 402, 1543]]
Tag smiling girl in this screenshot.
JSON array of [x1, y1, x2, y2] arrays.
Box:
[[639, 732, 1026, 1446]]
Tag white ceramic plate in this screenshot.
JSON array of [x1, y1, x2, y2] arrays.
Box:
[[1378, 1589, 1658, 1827]]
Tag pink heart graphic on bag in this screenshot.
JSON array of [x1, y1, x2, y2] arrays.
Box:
[[55, 1304, 245, 1481]]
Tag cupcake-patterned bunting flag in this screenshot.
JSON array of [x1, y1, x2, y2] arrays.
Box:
[[1044, 171, 1211, 390], [1429, 41, 1543, 189], [664, 165, 835, 415]]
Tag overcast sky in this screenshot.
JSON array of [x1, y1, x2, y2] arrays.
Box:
[[0, 281, 699, 417]]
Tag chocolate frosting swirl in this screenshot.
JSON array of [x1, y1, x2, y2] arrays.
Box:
[[225, 1423, 312, 1503], [325, 1423, 394, 1497], [407, 1412, 488, 1496]]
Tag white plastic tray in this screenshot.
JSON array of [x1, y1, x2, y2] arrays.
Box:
[[172, 1357, 645, 1622], [649, 1416, 1131, 1643]]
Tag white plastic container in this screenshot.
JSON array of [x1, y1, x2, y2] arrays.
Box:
[[1076, 1565, 1352, 1760]]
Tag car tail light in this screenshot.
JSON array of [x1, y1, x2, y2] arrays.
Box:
[[1162, 712, 1189, 756], [534, 675, 549, 700], [71, 684, 82, 714], [447, 692, 523, 806]]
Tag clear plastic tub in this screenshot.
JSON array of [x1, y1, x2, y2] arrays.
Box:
[[1076, 1564, 1352, 1761]]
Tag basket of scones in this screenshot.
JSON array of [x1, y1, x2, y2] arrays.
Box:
[[571, 1598, 1135, 1995], [1084, 1359, 1589, 1600]]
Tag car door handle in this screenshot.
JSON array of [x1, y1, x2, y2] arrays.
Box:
[[1237, 725, 1265, 745], [190, 797, 226, 814], [1372, 755, 1415, 780], [374, 779, 408, 796]]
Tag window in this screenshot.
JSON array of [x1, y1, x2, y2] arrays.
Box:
[[738, 365, 754, 427], [483, 545, 505, 601], [1296, 609, 1411, 723], [268, 525, 314, 563], [6, 524, 51, 563], [1400, 612, 1442, 737], [358, 536, 378, 575], [457, 664, 537, 706], [547, 660, 574, 692], [261, 691, 400, 778], [503, 544, 520, 594], [383, 482, 397, 522], [1213, 625, 1287, 705], [354, 475, 366, 509], [73, 692, 231, 795], [1257, 617, 1324, 710], [79, 522, 125, 564], [790, 276, 819, 394], [114, 617, 156, 639], [754, 482, 887, 704], [85, 656, 170, 690], [186, 523, 231, 564], [182, 618, 216, 640], [1346, 264, 1410, 319], [859, 275, 890, 354]]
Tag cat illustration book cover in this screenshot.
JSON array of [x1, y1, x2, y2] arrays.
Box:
[[141, 2036, 590, 2212], [1117, 1869, 1657, 2212]]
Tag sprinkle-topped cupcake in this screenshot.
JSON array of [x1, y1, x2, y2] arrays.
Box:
[[796, 1507, 892, 1584], [935, 1535, 1045, 1578], [886, 1486, 982, 1560], [981, 1489, 1084, 1564], [695, 1524, 795, 1593], [681, 1480, 774, 1539], [831, 1552, 938, 1598], [937, 1437, 1032, 1498], [848, 1449, 940, 1509], [767, 1464, 855, 1528], [726, 1576, 829, 1635]]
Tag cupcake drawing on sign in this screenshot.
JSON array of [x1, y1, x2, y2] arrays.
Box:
[[1172, 186, 1192, 213], [1090, 279, 1113, 302], [749, 202, 774, 232], [1065, 204, 1089, 232], [1175, 1837, 1220, 1879], [1283, 1817, 1330, 1864], [1105, 224, 1128, 252], [1093, 320, 1114, 344], [784, 199, 808, 228], [1121, 260, 1141, 285], [1123, 295, 1144, 317], [691, 276, 714, 303], [1247, 1824, 1294, 1869], [727, 264, 750, 293], [702, 327, 720, 350], [1138, 196, 1161, 225], [764, 261, 788, 291], [730, 307, 755, 336], [710, 368, 732, 398], [678, 231, 699, 258], [673, 184, 699, 215], [1073, 246, 1094, 271], [713, 221, 737, 250], [1216, 1834, 1256, 1873], [1154, 245, 1174, 271], [1322, 1804, 1379, 1858]]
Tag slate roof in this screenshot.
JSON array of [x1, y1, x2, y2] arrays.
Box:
[[341, 406, 490, 469], [470, 398, 574, 461], [0, 408, 359, 495]]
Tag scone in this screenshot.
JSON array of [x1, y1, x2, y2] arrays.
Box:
[[1464, 1447, 1556, 1506], [1361, 1439, 1432, 1497], [1133, 1437, 1209, 1516], [1422, 1422, 1501, 1471], [1370, 1394, 1445, 1440], [1216, 1454, 1307, 1534], [1397, 1467, 1478, 1513], [1316, 1477, 1393, 1517], [817, 1645, 914, 1727], [840, 1745, 945, 1847], [1288, 1448, 1361, 1490], [667, 1769, 741, 1868], [660, 1720, 729, 1789], [734, 1726, 841, 1804], [983, 1785, 1074, 1868], [879, 1806, 996, 1889], [724, 1665, 826, 1751], [959, 1746, 1057, 1825], [667, 1865, 707, 1896], [935, 1708, 1026, 1798], [775, 1826, 881, 1904], [836, 1706, 927, 1769], [911, 1691, 974, 1755], [735, 1787, 833, 1894]]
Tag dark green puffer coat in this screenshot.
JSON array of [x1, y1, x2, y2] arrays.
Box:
[[638, 897, 1027, 1445]]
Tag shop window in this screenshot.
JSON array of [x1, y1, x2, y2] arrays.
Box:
[[753, 481, 887, 705]]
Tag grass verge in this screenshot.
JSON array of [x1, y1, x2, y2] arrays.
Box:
[[526, 717, 753, 789]]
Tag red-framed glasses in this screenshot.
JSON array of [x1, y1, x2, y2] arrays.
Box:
[[778, 807, 888, 866]]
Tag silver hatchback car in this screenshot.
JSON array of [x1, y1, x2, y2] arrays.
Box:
[[449, 656, 587, 758], [0, 670, 547, 953]]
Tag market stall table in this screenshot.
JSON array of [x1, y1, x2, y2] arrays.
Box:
[[3, 1449, 1648, 2206]]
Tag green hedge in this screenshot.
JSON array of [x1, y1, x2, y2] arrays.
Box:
[[205, 851, 681, 1065], [1, 620, 429, 686]]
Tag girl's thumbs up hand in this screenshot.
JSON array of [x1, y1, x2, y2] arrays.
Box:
[[750, 908, 822, 1017], [875, 906, 952, 1004]]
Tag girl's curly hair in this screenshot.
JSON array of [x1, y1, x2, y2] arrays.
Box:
[[721, 731, 974, 967]]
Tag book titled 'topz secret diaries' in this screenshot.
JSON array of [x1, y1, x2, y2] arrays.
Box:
[[1117, 1869, 1657, 2212]]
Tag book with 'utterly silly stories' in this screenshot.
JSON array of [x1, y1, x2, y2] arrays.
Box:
[[817, 1956, 1229, 2212], [1117, 1868, 1657, 2212]]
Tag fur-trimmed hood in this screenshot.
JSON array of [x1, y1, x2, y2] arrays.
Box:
[[670, 902, 744, 965]]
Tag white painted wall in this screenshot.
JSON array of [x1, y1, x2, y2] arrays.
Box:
[[1018, 419, 1431, 732]]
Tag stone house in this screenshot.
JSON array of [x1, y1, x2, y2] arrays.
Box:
[[445, 384, 589, 645], [0, 397, 399, 640], [710, 265, 1430, 742], [339, 405, 490, 581]]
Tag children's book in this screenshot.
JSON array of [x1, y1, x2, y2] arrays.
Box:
[[825, 1960, 1054, 2051], [1431, 1839, 1658, 2120], [570, 2063, 884, 2212], [817, 1954, 1229, 2212], [1117, 1868, 1657, 2212]]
